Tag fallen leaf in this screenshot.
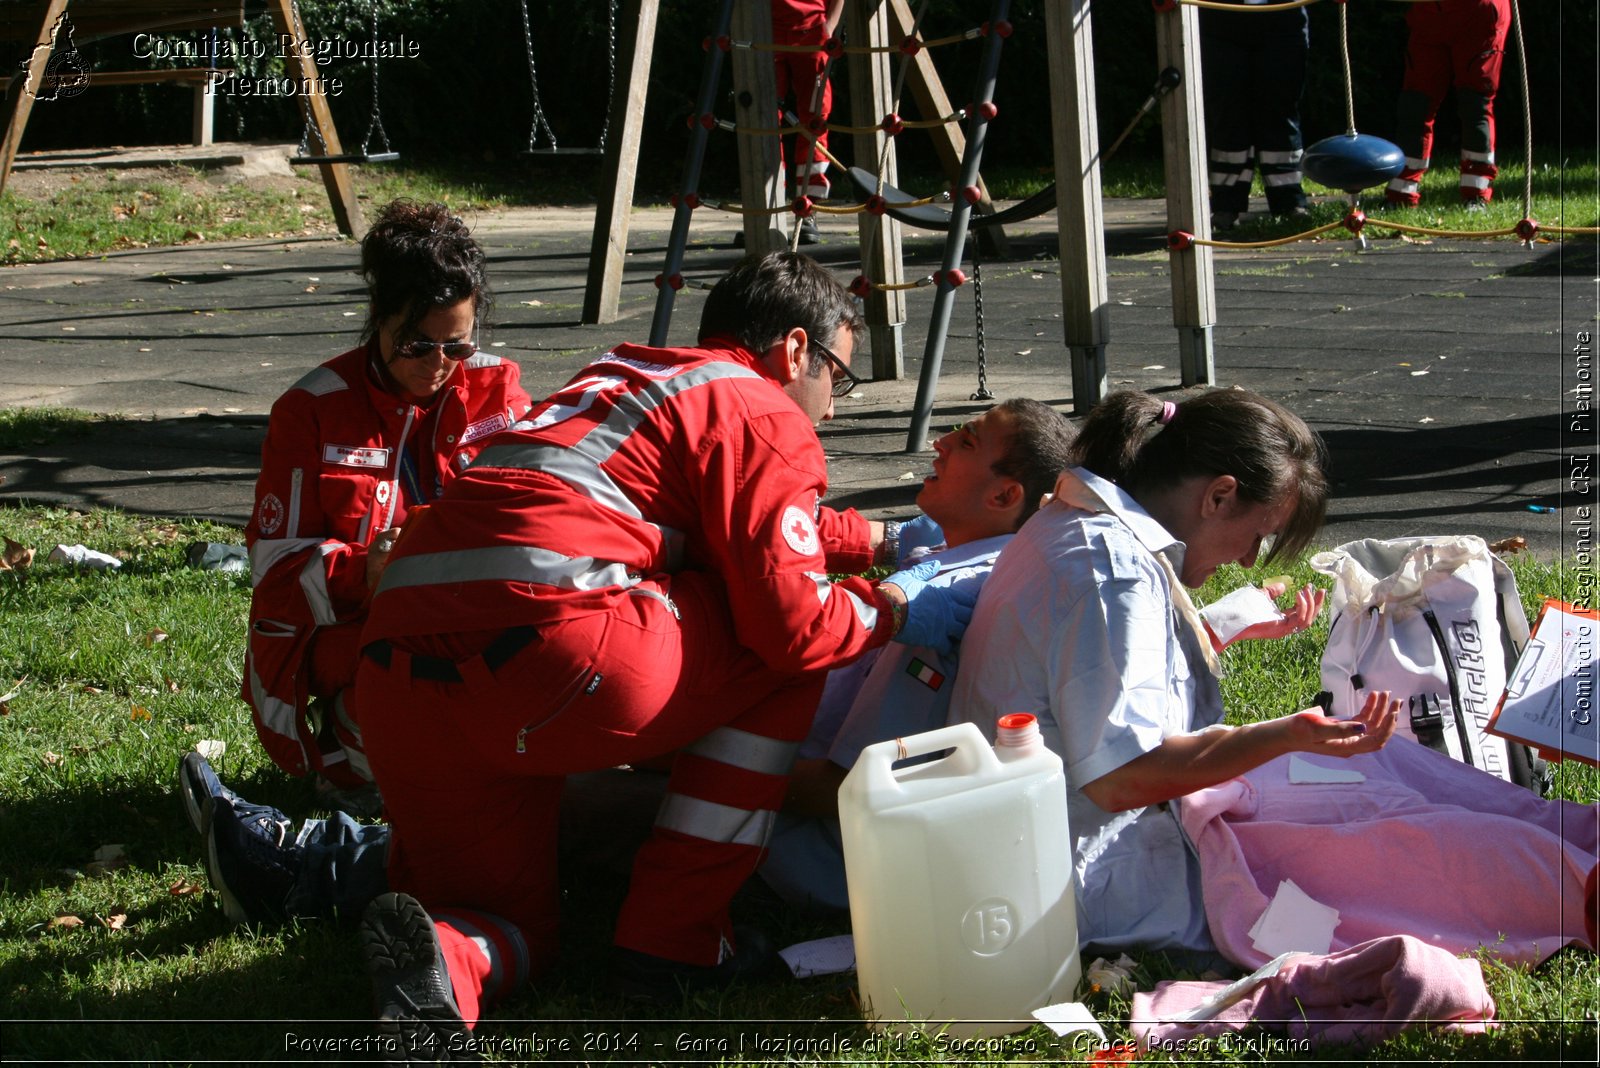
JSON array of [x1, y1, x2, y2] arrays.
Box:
[[195, 739, 226, 760], [164, 677, 180, 693], [138, 347, 152, 353], [1014, 348, 1033, 356], [49, 914, 84, 930], [130, 705, 151, 722], [0, 702, 9, 716], [895, 471, 918, 481], [304, 285, 319, 293], [143, 628, 169, 647], [169, 879, 205, 897], [81, 685, 103, 695], [1418, 417, 1435, 424], [1410, 370, 1429, 377], [1490, 535, 1529, 556], [99, 911, 128, 930], [41, 750, 63, 767], [4, 539, 34, 570], [520, 299, 544, 307]]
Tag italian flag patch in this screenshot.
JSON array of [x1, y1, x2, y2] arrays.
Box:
[[906, 657, 945, 691]]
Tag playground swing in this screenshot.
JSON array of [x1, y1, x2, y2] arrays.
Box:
[[520, 0, 618, 157], [289, 0, 399, 166]]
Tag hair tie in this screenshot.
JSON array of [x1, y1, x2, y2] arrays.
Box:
[[1158, 401, 1178, 426]]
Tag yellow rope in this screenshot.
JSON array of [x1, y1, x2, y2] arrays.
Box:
[[1544, 225, 1600, 235], [1363, 219, 1520, 238], [1194, 221, 1345, 249], [873, 276, 938, 291], [737, 28, 975, 55], [1174, 0, 1319, 11]]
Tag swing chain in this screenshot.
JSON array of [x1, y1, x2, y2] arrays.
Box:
[[289, 0, 323, 157], [970, 249, 994, 402], [360, 0, 392, 157], [596, 0, 618, 154], [521, 0, 560, 152]]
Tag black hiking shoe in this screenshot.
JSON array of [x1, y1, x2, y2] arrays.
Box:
[[360, 892, 477, 1062]]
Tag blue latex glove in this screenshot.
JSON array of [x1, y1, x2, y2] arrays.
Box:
[[881, 560, 977, 655], [896, 513, 946, 567]]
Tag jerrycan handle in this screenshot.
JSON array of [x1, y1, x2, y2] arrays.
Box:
[[855, 722, 999, 796]]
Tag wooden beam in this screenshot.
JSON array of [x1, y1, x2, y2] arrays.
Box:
[[1154, 1, 1215, 386], [730, 1, 788, 253], [583, 0, 657, 325], [847, 0, 906, 381], [0, 0, 71, 197], [266, 0, 362, 239], [886, 0, 1008, 259], [1044, 0, 1110, 413]]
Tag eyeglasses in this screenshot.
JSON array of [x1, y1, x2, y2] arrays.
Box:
[[395, 338, 477, 360], [812, 342, 863, 399]]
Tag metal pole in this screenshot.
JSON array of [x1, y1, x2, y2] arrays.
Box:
[[905, 0, 1011, 452], [648, 0, 736, 346]]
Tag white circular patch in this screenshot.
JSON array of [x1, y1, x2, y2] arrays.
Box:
[[375, 480, 392, 505], [780, 505, 819, 557], [256, 493, 284, 536]]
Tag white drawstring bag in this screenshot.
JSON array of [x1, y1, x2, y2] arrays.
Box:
[[1310, 536, 1545, 792]]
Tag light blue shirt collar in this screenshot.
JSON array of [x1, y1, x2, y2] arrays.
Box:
[[1051, 466, 1189, 576]]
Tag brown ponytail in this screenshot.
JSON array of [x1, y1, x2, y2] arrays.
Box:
[[1069, 389, 1329, 562]]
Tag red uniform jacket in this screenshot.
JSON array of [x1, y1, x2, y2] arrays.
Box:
[[364, 342, 890, 675], [244, 343, 530, 777]]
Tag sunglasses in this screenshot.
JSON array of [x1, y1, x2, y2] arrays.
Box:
[[395, 338, 477, 360], [812, 342, 863, 400]]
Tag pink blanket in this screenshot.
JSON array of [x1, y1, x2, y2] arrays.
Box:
[[1179, 741, 1599, 970], [1132, 934, 1493, 1048]]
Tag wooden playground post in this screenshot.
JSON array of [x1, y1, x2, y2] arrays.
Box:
[[266, 0, 363, 238], [730, 2, 790, 253], [0, 0, 70, 198], [846, 0, 908, 382], [583, 0, 658, 326], [1044, 0, 1111, 414], [1154, 0, 1215, 386]]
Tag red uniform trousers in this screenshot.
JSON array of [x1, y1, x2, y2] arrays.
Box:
[[305, 621, 367, 780], [773, 32, 833, 199], [357, 570, 827, 1023], [1386, 0, 1511, 206]]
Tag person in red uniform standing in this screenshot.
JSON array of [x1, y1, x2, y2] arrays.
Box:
[[773, 0, 844, 242], [1385, 0, 1513, 209], [240, 200, 530, 806], [351, 252, 974, 1046]]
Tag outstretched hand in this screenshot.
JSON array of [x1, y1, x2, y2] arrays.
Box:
[[1233, 582, 1326, 644], [880, 560, 976, 655], [1283, 689, 1400, 758]]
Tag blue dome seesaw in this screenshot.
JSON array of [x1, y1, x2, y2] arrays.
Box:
[[1302, 133, 1405, 194]]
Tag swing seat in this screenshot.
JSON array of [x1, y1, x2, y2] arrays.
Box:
[[1302, 133, 1404, 194], [520, 147, 605, 158], [846, 168, 1056, 232], [289, 151, 400, 166]]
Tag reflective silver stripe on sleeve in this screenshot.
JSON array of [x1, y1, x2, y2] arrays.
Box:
[[332, 693, 371, 781], [683, 728, 800, 777], [654, 794, 776, 848], [473, 361, 763, 518], [806, 571, 832, 606], [250, 536, 328, 587], [377, 544, 641, 595], [463, 352, 503, 369], [842, 586, 880, 630], [288, 467, 304, 539], [247, 661, 308, 769], [299, 544, 340, 625], [292, 366, 347, 397]]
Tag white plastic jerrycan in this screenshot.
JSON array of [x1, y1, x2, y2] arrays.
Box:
[[838, 714, 1079, 1038]]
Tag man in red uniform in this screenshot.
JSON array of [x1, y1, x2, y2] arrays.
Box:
[[352, 252, 973, 1042], [1385, 0, 1513, 208], [241, 201, 530, 804], [773, 0, 844, 241]]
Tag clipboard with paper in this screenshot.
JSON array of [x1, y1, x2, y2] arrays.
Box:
[[1486, 599, 1600, 767]]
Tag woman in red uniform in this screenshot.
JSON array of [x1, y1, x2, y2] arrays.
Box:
[[237, 200, 530, 805]]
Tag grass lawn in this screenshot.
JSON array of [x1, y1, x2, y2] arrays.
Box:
[[0, 499, 1594, 1064]]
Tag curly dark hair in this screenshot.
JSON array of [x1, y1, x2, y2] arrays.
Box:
[[359, 200, 491, 344]]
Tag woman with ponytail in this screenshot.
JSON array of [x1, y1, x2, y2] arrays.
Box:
[[952, 388, 1400, 960]]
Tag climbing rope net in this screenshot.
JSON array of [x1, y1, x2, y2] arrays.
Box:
[[655, 6, 1011, 300]]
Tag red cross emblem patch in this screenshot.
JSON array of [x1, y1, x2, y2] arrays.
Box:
[[780, 505, 820, 557]]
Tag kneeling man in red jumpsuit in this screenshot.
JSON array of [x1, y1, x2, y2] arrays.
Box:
[[353, 251, 974, 1042]]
